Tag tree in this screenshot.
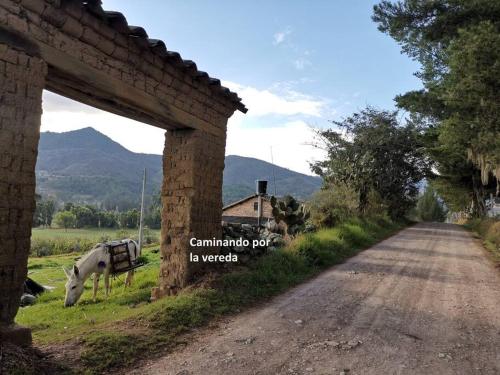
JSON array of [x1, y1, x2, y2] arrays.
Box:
[[144, 190, 161, 229], [71, 205, 98, 228], [97, 210, 118, 228], [33, 199, 57, 227], [441, 22, 500, 190], [372, 0, 500, 83], [415, 185, 447, 222], [53, 211, 76, 231], [40, 200, 56, 227], [372, 0, 500, 216], [311, 108, 431, 219], [119, 209, 140, 229]]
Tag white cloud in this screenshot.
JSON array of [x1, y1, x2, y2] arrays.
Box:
[[41, 91, 166, 155], [43, 91, 101, 114], [273, 27, 292, 45], [226, 117, 325, 175], [222, 81, 325, 117], [293, 58, 312, 70]]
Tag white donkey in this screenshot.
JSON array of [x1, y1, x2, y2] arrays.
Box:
[[63, 239, 140, 307]]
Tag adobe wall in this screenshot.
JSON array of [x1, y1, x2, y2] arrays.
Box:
[[223, 198, 273, 219], [153, 127, 227, 297], [0, 42, 46, 345]]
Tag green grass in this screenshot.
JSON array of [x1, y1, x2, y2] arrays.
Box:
[[18, 216, 405, 374], [18, 246, 161, 343]]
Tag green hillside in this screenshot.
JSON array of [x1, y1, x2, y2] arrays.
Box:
[[36, 128, 321, 206]]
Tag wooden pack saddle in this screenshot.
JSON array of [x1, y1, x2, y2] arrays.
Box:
[[106, 240, 143, 275]]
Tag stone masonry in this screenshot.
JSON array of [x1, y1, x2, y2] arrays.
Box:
[[0, 42, 46, 345], [0, 0, 245, 345]]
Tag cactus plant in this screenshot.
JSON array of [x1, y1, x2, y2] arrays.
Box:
[[270, 195, 310, 236]]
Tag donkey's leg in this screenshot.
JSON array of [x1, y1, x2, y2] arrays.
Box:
[[92, 274, 100, 301], [124, 270, 134, 287], [104, 271, 110, 298]]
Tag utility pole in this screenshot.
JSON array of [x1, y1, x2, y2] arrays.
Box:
[[270, 146, 277, 196], [138, 168, 146, 252]]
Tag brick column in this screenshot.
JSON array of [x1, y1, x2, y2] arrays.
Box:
[[152, 127, 226, 298], [0, 42, 46, 346]]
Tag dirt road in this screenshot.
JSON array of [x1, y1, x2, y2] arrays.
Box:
[[130, 223, 500, 375]]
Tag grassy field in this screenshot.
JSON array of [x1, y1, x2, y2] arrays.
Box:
[[31, 227, 160, 241], [30, 228, 161, 257], [18, 245, 161, 344], [15, 217, 405, 374]]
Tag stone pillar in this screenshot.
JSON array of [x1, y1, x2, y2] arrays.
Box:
[[0, 40, 46, 346], [152, 127, 226, 298]]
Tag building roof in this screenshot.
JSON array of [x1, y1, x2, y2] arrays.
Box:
[[222, 194, 272, 211], [65, 0, 247, 113]]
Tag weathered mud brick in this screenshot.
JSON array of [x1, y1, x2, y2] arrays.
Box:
[[0, 43, 45, 344]]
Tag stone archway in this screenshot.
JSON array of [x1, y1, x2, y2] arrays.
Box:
[[0, 0, 246, 346]]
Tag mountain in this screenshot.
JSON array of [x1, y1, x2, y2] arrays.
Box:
[[222, 155, 322, 204], [36, 128, 322, 207]]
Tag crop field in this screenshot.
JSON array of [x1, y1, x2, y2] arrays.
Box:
[[31, 227, 160, 241]]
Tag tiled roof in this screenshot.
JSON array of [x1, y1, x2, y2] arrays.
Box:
[[70, 0, 247, 113]]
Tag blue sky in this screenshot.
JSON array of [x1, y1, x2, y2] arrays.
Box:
[[42, 0, 421, 174]]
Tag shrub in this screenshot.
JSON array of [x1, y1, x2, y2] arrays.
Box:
[[292, 232, 344, 267], [308, 184, 358, 227], [338, 222, 374, 247]]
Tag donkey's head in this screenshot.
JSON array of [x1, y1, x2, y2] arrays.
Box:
[[63, 265, 84, 307]]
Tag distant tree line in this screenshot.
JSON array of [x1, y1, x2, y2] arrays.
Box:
[[33, 192, 162, 230]]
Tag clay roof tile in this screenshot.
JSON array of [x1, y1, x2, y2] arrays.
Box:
[[62, 2, 247, 113]]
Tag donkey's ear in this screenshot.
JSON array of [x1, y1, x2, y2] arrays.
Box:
[[73, 265, 80, 277], [62, 266, 71, 279]]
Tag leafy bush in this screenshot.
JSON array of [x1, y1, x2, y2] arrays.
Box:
[[308, 184, 358, 227]]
